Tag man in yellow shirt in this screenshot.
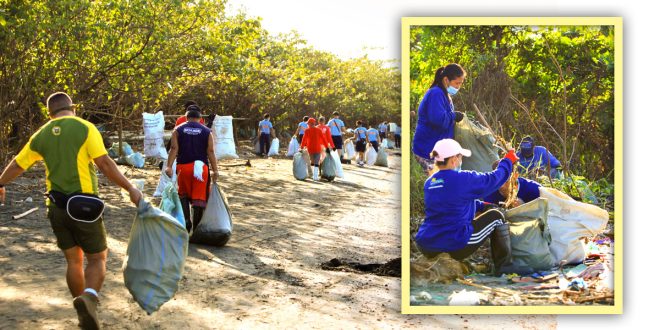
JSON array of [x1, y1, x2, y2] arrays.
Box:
[[0, 92, 142, 330]]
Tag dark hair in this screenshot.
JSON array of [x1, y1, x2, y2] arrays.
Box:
[[430, 63, 466, 96], [430, 150, 449, 167], [332, 111, 339, 116], [303, 116, 309, 122], [319, 116, 326, 123], [264, 113, 270, 119], [186, 105, 202, 119], [47, 92, 74, 114], [184, 100, 197, 110], [356, 120, 362, 126]]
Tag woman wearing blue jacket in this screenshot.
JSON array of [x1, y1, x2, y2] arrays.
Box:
[[415, 139, 530, 275], [412, 64, 467, 174]]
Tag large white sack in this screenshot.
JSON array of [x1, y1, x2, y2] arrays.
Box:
[[344, 140, 356, 159], [212, 116, 239, 160], [365, 146, 378, 166], [540, 187, 609, 264], [153, 160, 177, 197], [143, 112, 168, 159], [123, 199, 188, 315], [268, 138, 280, 156], [286, 137, 299, 157], [330, 150, 344, 178]]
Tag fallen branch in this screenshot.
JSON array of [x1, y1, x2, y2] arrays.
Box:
[[12, 207, 39, 220], [456, 278, 517, 296]]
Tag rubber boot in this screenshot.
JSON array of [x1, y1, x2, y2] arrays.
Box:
[[180, 196, 192, 232], [192, 206, 204, 233], [490, 224, 533, 276], [313, 166, 319, 181]]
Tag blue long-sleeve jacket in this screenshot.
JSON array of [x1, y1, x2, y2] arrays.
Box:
[[516, 146, 561, 173], [412, 86, 455, 159], [415, 159, 513, 253]]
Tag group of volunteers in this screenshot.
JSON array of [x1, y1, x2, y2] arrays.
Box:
[[257, 110, 401, 176], [412, 63, 562, 276], [0, 94, 221, 329]]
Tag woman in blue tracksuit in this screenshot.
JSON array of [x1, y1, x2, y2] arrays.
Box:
[[412, 64, 467, 174], [415, 138, 530, 275]]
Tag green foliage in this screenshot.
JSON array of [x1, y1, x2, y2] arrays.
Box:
[[0, 0, 400, 162], [410, 25, 614, 181]]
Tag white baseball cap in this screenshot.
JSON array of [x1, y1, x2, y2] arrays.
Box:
[[431, 139, 472, 161]]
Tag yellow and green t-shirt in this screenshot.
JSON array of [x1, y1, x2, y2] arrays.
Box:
[[15, 116, 107, 195]]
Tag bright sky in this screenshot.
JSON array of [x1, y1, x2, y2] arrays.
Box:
[[227, 0, 404, 62]]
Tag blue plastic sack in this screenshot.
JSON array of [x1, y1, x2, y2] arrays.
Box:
[[123, 199, 188, 314]]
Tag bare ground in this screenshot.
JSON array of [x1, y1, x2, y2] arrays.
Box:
[[0, 142, 556, 329]]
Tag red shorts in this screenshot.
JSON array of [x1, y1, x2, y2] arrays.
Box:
[[176, 163, 209, 207]]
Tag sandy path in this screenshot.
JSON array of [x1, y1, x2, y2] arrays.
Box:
[[0, 146, 556, 329]]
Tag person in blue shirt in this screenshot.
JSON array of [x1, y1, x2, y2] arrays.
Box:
[[353, 121, 368, 167], [394, 124, 401, 149], [327, 111, 346, 160], [415, 138, 531, 275], [516, 136, 562, 179], [484, 160, 542, 208], [257, 113, 276, 157], [366, 124, 381, 152], [378, 121, 389, 140], [294, 116, 309, 144], [412, 64, 466, 174]]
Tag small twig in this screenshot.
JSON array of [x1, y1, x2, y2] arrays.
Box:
[[12, 207, 39, 220], [456, 278, 516, 296]]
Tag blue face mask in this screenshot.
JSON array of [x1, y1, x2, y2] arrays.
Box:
[[447, 86, 459, 95]]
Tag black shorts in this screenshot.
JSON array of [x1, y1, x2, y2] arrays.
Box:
[[379, 132, 386, 139], [331, 136, 343, 149], [355, 140, 367, 152]]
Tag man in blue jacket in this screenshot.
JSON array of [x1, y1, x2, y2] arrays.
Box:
[[516, 136, 562, 178]]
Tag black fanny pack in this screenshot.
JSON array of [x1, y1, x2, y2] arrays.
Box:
[[48, 191, 105, 223]]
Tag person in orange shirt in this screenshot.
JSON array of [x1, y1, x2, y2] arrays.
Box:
[[299, 118, 332, 181], [175, 101, 205, 127], [317, 116, 335, 150]]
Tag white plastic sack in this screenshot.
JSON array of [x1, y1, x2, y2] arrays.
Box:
[[365, 146, 377, 166], [382, 138, 391, 149], [254, 139, 260, 154], [212, 116, 239, 160], [375, 147, 388, 167], [330, 150, 344, 179], [268, 138, 280, 156], [123, 152, 145, 168], [389, 123, 398, 133], [153, 160, 176, 197], [143, 111, 168, 159], [190, 183, 233, 246], [344, 140, 356, 159], [293, 151, 308, 180], [286, 137, 299, 157], [540, 187, 609, 264], [123, 199, 188, 315]]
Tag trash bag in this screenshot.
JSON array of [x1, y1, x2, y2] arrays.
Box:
[[301, 149, 313, 178], [365, 146, 378, 166], [110, 142, 134, 158], [190, 183, 233, 246], [540, 187, 609, 264], [320, 150, 336, 182], [293, 151, 308, 180], [382, 138, 392, 149], [120, 152, 145, 168], [375, 147, 388, 167], [123, 199, 188, 315], [268, 138, 280, 156], [154, 160, 176, 197], [505, 198, 556, 271], [143, 111, 168, 159], [159, 182, 185, 226], [453, 118, 499, 172], [254, 139, 260, 154], [212, 116, 239, 160], [286, 137, 299, 157], [344, 140, 356, 159], [329, 150, 344, 179]]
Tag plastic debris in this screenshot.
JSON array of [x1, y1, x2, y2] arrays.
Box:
[[448, 289, 482, 306]]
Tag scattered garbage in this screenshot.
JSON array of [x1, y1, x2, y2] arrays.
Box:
[[448, 289, 483, 306]]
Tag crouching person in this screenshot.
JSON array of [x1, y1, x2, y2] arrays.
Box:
[[414, 139, 530, 275], [166, 105, 219, 233]]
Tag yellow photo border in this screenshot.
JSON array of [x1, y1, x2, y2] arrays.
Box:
[[400, 17, 623, 314]]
